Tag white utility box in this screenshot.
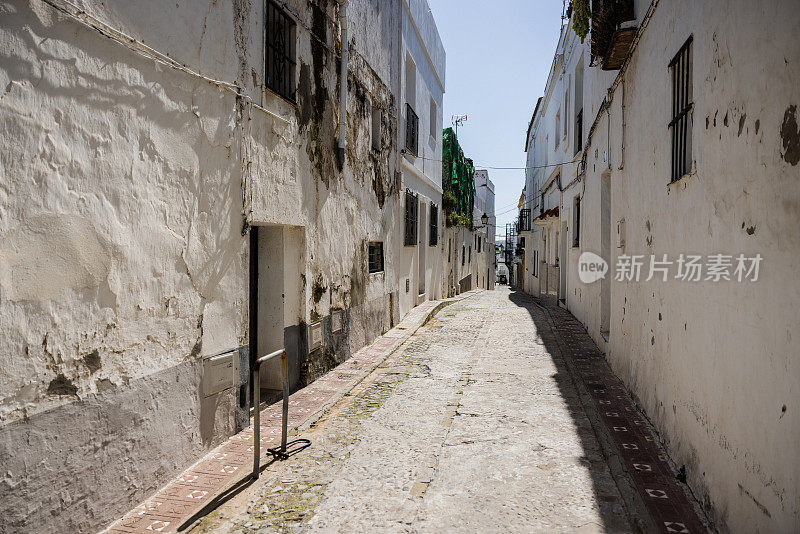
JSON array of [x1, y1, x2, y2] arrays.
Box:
[[309, 321, 323, 351], [202, 350, 237, 397]]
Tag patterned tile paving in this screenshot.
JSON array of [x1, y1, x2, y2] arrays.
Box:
[[102, 292, 479, 534], [544, 304, 708, 534]]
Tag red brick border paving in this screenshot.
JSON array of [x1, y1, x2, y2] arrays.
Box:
[[101, 291, 480, 534], [541, 301, 709, 534]]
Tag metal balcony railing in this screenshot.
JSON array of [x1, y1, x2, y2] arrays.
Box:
[[517, 209, 531, 232]]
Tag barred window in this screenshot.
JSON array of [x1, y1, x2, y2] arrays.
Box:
[[429, 203, 438, 246], [265, 1, 296, 102], [368, 242, 384, 273], [404, 190, 418, 246], [669, 37, 693, 182], [405, 103, 419, 156]]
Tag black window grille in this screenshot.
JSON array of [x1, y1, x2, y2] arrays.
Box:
[[573, 196, 581, 247], [574, 108, 583, 155], [404, 190, 418, 246], [468, 246, 472, 263], [368, 242, 384, 273], [405, 103, 419, 156], [429, 203, 438, 246], [448, 239, 452, 262], [669, 36, 693, 182], [462, 245, 465, 266], [266, 1, 296, 102], [518, 209, 531, 232]]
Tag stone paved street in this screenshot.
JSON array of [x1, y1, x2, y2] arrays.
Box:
[[189, 288, 706, 533]]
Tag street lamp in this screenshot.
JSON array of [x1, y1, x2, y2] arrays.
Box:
[[481, 212, 489, 226]]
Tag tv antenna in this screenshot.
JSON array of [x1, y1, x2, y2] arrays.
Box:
[[452, 114, 468, 136]]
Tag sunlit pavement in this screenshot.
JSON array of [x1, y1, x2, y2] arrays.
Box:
[[186, 287, 706, 533]]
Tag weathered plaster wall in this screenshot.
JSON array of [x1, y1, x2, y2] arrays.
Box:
[[552, 1, 800, 531], [0, 0, 412, 532], [0, 1, 250, 531]]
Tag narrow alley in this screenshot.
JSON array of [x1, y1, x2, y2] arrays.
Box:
[[188, 289, 704, 533]]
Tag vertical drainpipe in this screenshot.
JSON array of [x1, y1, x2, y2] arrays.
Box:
[[337, 0, 348, 166]]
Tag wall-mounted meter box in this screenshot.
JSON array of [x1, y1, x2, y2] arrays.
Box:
[[202, 350, 238, 397], [309, 320, 323, 351], [616, 218, 626, 250]]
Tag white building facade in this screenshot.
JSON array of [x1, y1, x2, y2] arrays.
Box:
[[520, 1, 800, 531], [397, 0, 446, 316]]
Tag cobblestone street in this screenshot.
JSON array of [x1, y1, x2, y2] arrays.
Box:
[[189, 288, 705, 533]]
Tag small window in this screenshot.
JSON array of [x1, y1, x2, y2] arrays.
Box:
[[563, 87, 569, 141], [265, 1, 296, 101], [368, 242, 384, 273], [574, 108, 583, 155], [573, 196, 581, 248], [555, 110, 561, 148], [669, 36, 693, 182], [404, 190, 418, 246], [461, 245, 465, 266], [429, 97, 437, 140], [468, 246, 472, 263], [448, 238, 452, 263], [371, 103, 381, 151], [429, 203, 438, 246]]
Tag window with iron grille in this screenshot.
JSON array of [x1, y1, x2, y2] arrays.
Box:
[[404, 190, 418, 246], [461, 245, 465, 266], [574, 108, 583, 155], [573, 196, 581, 247], [265, 1, 296, 102], [405, 103, 419, 156], [519, 209, 531, 232], [368, 242, 384, 273], [669, 37, 693, 182], [429, 203, 438, 246]]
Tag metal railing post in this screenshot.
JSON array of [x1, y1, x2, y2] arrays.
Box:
[[280, 350, 288, 453], [252, 348, 285, 480]]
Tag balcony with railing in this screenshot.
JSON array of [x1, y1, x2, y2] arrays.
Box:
[[405, 103, 419, 156], [516, 209, 531, 233], [590, 0, 636, 71]]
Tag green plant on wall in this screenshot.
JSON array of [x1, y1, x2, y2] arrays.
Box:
[[442, 127, 475, 228], [571, 0, 591, 42]]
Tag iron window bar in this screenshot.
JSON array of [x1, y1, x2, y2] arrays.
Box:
[[368, 242, 384, 273], [669, 36, 693, 182], [429, 203, 438, 246], [404, 190, 418, 246], [405, 103, 419, 156], [252, 348, 310, 479], [265, 1, 296, 102]]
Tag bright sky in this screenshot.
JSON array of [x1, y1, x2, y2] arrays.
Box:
[[429, 0, 565, 241]]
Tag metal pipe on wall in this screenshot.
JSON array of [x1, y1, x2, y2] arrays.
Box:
[[337, 0, 348, 165]]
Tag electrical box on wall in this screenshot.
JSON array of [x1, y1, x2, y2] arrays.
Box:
[[331, 310, 343, 333], [616, 218, 626, 250], [309, 321, 323, 351], [202, 350, 238, 397]]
